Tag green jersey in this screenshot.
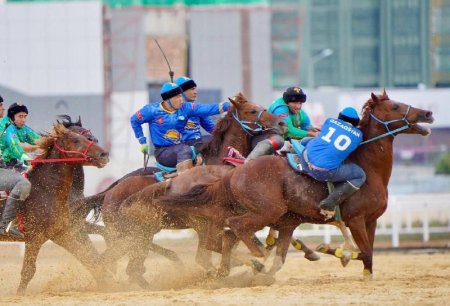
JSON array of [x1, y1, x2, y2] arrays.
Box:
[[0, 123, 40, 164], [268, 97, 312, 139]]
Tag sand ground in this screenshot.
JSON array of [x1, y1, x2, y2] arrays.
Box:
[[0, 239, 449, 305]]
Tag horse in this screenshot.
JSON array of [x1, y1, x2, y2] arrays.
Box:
[[95, 93, 291, 287], [157, 90, 434, 279], [0, 124, 111, 295]]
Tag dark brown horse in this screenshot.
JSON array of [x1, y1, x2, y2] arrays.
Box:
[[0, 124, 110, 295], [158, 91, 434, 279], [97, 93, 288, 286]]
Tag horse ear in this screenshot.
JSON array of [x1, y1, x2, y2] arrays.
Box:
[[228, 96, 238, 108], [381, 88, 389, 99], [371, 92, 379, 103], [77, 116, 82, 126]]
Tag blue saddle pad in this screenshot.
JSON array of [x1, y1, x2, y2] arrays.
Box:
[[287, 153, 305, 173], [155, 161, 176, 173]]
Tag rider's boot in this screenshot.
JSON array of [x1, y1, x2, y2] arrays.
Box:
[[176, 159, 194, 175], [0, 195, 24, 239], [319, 182, 358, 220], [245, 135, 284, 163]]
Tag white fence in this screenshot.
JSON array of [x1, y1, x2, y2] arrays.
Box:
[[291, 193, 450, 247]]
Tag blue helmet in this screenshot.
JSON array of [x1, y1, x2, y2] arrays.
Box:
[[338, 107, 360, 126], [175, 76, 197, 92], [160, 82, 182, 101]]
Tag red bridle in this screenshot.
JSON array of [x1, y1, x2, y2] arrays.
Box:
[[30, 138, 95, 166]]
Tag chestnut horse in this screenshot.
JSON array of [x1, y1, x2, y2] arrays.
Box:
[[157, 91, 434, 279], [0, 124, 110, 295], [96, 93, 288, 287]]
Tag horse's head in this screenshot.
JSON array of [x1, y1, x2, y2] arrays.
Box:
[[37, 124, 109, 168], [360, 90, 434, 138], [229, 92, 287, 135], [57, 115, 99, 143]]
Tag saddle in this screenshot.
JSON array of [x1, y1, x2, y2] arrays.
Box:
[[153, 145, 204, 182]]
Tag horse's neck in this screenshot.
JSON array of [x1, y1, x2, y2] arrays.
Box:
[[355, 123, 395, 187], [209, 123, 251, 165], [29, 151, 75, 200]]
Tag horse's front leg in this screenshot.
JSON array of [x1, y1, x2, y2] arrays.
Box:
[[347, 217, 376, 280], [51, 228, 114, 290], [17, 237, 47, 295], [268, 225, 296, 275]]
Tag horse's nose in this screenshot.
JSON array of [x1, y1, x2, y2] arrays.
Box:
[[99, 152, 109, 159], [424, 111, 433, 119], [278, 120, 288, 133]]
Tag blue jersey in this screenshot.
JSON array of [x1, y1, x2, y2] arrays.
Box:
[[306, 118, 363, 170], [130, 101, 229, 147], [182, 116, 216, 141]]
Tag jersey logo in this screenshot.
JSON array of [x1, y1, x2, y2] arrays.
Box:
[[135, 111, 143, 121], [184, 120, 198, 130], [164, 130, 182, 143], [156, 117, 164, 124]]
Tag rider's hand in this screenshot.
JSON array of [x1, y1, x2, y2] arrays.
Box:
[[19, 153, 31, 164], [307, 129, 319, 137], [140, 144, 149, 154]]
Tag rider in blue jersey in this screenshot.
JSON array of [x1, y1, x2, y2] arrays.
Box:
[[130, 82, 230, 173], [175, 76, 216, 149], [299, 107, 366, 219]]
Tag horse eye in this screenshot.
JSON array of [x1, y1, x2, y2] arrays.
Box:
[[250, 110, 258, 114], [392, 104, 399, 111]]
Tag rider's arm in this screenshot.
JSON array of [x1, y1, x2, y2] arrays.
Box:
[[183, 102, 230, 118], [4, 128, 30, 162], [199, 116, 216, 134], [130, 105, 152, 145], [271, 104, 308, 139], [19, 142, 39, 152]]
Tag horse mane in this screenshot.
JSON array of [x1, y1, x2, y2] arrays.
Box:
[[35, 123, 69, 159], [358, 90, 389, 129], [198, 105, 237, 158], [198, 92, 249, 159]]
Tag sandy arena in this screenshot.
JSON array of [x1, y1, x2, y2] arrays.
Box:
[[0, 238, 449, 305]]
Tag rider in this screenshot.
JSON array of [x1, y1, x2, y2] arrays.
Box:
[[244, 86, 318, 163], [175, 76, 216, 148], [268, 86, 320, 140], [0, 102, 39, 238], [130, 82, 230, 174], [298, 107, 366, 220]]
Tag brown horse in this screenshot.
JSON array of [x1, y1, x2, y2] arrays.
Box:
[[157, 90, 434, 279], [0, 124, 110, 295], [96, 93, 288, 286]]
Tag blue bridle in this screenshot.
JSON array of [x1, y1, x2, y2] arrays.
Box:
[[360, 104, 411, 145], [232, 108, 267, 136]]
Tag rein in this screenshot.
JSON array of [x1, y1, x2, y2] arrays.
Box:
[[30, 138, 94, 165], [232, 109, 267, 136], [360, 104, 411, 145]]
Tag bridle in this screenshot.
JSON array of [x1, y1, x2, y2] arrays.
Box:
[[360, 104, 411, 145], [232, 108, 268, 136]]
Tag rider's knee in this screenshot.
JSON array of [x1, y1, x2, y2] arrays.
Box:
[[13, 178, 31, 200], [350, 166, 366, 188], [267, 134, 284, 150], [177, 144, 194, 162]]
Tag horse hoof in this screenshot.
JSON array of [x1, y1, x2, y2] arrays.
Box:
[[304, 252, 320, 261], [16, 288, 26, 296], [340, 249, 352, 267], [250, 259, 266, 274], [315, 243, 330, 253]]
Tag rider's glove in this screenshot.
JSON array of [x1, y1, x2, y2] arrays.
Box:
[[140, 144, 149, 154]]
